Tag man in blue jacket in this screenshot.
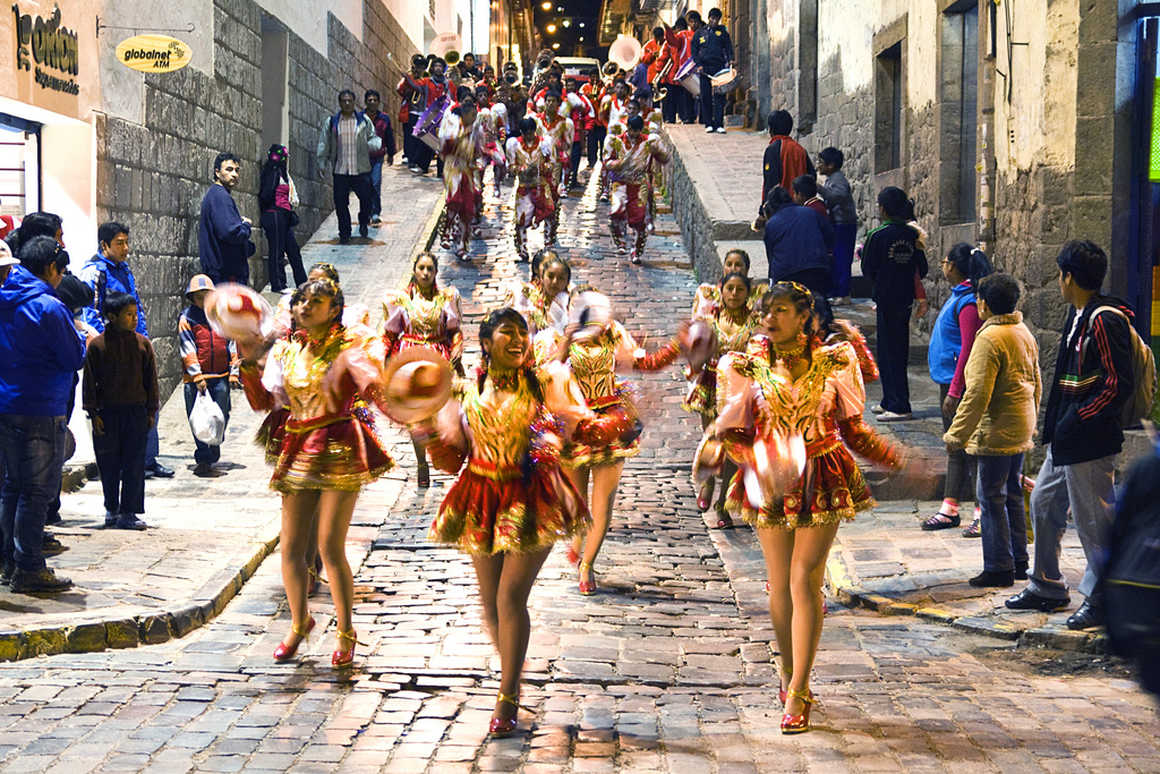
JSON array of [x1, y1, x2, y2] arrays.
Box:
[[0, 236, 85, 593], [77, 222, 174, 479], [690, 7, 732, 133], [198, 152, 254, 285]]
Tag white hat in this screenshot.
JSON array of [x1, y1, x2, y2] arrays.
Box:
[[0, 241, 17, 268]]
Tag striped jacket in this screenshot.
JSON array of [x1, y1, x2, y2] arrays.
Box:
[[178, 305, 238, 383], [1041, 296, 1135, 465]]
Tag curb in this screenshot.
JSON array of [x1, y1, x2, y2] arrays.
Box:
[[0, 535, 278, 662], [824, 552, 1108, 653]]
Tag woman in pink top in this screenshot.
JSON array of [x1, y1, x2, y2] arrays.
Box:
[[923, 243, 993, 535], [259, 144, 307, 293]]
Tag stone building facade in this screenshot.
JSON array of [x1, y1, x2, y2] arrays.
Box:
[[741, 0, 1157, 365]]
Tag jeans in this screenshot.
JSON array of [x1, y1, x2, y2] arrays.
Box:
[[976, 453, 1028, 572], [184, 379, 232, 465], [698, 71, 726, 128], [92, 405, 148, 517], [939, 383, 976, 502], [1027, 447, 1116, 600], [260, 209, 305, 291], [876, 304, 913, 414], [332, 173, 374, 239], [831, 223, 857, 298], [0, 414, 66, 571], [368, 159, 383, 217]]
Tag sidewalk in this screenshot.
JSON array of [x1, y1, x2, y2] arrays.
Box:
[[0, 165, 442, 662]]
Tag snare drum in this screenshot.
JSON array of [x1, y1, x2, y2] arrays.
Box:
[[413, 98, 447, 151], [710, 66, 737, 92], [674, 59, 701, 98]]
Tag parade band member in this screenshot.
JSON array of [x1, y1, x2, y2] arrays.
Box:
[[506, 117, 555, 263], [420, 307, 633, 736], [405, 57, 449, 176], [604, 115, 672, 264], [713, 282, 902, 733], [438, 97, 482, 261], [239, 279, 395, 669]]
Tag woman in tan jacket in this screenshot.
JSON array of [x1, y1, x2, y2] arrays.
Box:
[[943, 273, 1041, 587]]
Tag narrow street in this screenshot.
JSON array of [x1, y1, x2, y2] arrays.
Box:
[[0, 167, 1157, 774]]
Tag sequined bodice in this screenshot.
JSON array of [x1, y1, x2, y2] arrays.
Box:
[[459, 374, 540, 467], [275, 329, 354, 420], [714, 311, 754, 358], [749, 344, 855, 446], [397, 290, 450, 341], [569, 333, 620, 403]]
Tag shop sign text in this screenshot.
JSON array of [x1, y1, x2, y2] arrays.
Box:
[[11, 4, 79, 95], [114, 34, 192, 73]]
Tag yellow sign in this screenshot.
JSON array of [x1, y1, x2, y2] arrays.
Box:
[[115, 35, 192, 73]]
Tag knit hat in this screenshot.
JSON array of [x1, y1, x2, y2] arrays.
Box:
[[185, 274, 215, 297]]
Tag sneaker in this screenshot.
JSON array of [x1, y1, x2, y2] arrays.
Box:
[[41, 534, 66, 557], [877, 411, 913, 422], [871, 404, 886, 415], [715, 127, 727, 134], [705, 126, 715, 133], [114, 515, 148, 531], [630, 252, 642, 265], [409, 166, 423, 174], [370, 217, 382, 227], [10, 567, 73, 594]]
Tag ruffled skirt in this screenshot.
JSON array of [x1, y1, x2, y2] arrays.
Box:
[[682, 367, 717, 419], [725, 442, 874, 530], [429, 459, 588, 555], [562, 392, 643, 469], [269, 409, 394, 493], [255, 407, 289, 465]]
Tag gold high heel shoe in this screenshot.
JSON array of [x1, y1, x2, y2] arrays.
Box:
[[489, 691, 531, 736], [332, 628, 366, 668]]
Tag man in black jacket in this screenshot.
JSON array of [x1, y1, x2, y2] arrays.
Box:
[[1006, 241, 1134, 630], [690, 7, 732, 133]]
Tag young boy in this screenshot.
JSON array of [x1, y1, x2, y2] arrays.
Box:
[[179, 275, 239, 477], [943, 273, 1041, 587], [817, 147, 857, 305], [83, 292, 159, 530]]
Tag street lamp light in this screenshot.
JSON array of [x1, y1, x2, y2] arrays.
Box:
[[546, 23, 557, 33], [552, 42, 560, 49], [540, 1, 551, 9]]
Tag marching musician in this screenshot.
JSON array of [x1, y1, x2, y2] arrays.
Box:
[[691, 7, 733, 134], [583, 69, 606, 176], [668, 18, 697, 124], [397, 54, 426, 166], [564, 78, 595, 190], [404, 57, 449, 176]]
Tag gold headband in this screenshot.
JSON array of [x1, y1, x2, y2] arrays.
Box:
[[774, 280, 814, 303]]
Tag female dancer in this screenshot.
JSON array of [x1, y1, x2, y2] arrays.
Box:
[[506, 117, 554, 263], [420, 307, 632, 734], [684, 272, 757, 528], [713, 282, 903, 732], [506, 251, 571, 338], [239, 278, 394, 667], [382, 251, 464, 487], [544, 290, 681, 594], [437, 97, 482, 261], [690, 248, 769, 321], [923, 243, 992, 535]]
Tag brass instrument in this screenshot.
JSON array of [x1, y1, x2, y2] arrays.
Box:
[[651, 55, 673, 102], [608, 34, 642, 73], [444, 50, 461, 67]]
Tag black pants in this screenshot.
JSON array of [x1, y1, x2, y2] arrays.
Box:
[[662, 89, 678, 123], [939, 382, 976, 502], [698, 72, 726, 128], [333, 173, 374, 239], [260, 208, 305, 291], [413, 140, 444, 177], [876, 304, 913, 414], [569, 140, 584, 184], [779, 267, 832, 298], [92, 404, 148, 516], [587, 125, 606, 168], [402, 118, 417, 162], [677, 87, 697, 123]]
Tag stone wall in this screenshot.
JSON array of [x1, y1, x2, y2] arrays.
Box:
[[95, 0, 417, 395]]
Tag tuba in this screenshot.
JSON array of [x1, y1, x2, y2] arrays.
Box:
[[608, 34, 642, 73], [444, 50, 461, 67]]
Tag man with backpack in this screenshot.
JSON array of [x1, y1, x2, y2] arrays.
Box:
[[1006, 240, 1153, 630], [77, 222, 174, 480]]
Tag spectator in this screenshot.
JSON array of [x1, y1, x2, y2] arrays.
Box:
[[761, 186, 834, 296], [258, 145, 307, 293], [179, 275, 239, 478], [861, 186, 928, 421], [316, 89, 382, 244], [363, 89, 397, 227], [1006, 240, 1135, 630], [817, 147, 857, 305], [923, 243, 993, 534], [0, 241, 16, 286], [0, 235, 84, 593], [83, 292, 159, 531], [756, 111, 814, 226], [4, 211, 63, 256], [199, 152, 254, 285], [943, 273, 1041, 588], [792, 174, 826, 217], [691, 7, 732, 133], [78, 222, 173, 480]]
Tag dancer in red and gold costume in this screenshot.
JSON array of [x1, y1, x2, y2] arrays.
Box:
[[536, 290, 682, 595], [383, 251, 464, 487], [438, 97, 482, 261], [684, 272, 757, 528], [474, 84, 508, 198], [605, 114, 672, 264], [239, 278, 394, 669], [420, 307, 633, 736], [710, 282, 903, 734], [505, 117, 555, 263], [690, 248, 770, 322], [597, 79, 631, 202], [531, 89, 574, 242], [506, 251, 571, 339]]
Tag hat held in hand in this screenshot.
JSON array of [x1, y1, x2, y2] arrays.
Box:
[[381, 346, 453, 424]]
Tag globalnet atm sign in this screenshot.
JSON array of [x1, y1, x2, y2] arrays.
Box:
[[115, 34, 192, 73]]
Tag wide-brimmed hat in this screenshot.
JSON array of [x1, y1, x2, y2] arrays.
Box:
[[0, 241, 17, 268], [185, 274, 215, 297], [204, 283, 273, 341], [380, 346, 453, 424], [679, 319, 717, 372], [568, 291, 613, 342]]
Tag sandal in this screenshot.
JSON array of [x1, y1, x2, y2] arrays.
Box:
[[962, 516, 981, 538], [696, 479, 714, 512], [921, 512, 960, 531], [711, 508, 734, 530]]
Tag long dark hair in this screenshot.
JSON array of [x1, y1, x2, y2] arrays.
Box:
[[945, 242, 993, 287], [406, 251, 439, 296], [812, 294, 835, 338], [877, 186, 915, 221], [258, 145, 289, 211], [477, 307, 543, 403]]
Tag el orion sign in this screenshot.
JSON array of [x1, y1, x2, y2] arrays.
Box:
[[11, 4, 80, 95]]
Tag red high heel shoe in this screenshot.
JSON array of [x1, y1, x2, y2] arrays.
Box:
[[696, 480, 714, 512], [578, 560, 597, 596], [488, 692, 525, 736], [781, 688, 814, 734], [272, 616, 315, 662], [332, 628, 363, 668]]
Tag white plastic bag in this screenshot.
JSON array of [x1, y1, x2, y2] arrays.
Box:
[[190, 390, 226, 446]]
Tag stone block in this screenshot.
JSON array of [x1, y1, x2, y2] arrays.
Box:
[[138, 614, 172, 645], [0, 633, 25, 662], [22, 627, 66, 656], [66, 622, 108, 653], [170, 605, 206, 638]]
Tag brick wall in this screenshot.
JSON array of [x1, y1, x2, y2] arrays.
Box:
[[96, 0, 418, 396]]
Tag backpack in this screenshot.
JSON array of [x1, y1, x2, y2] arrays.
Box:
[[1092, 306, 1157, 428]]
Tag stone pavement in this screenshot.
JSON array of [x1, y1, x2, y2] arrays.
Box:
[[0, 164, 441, 661], [0, 161, 1154, 773]]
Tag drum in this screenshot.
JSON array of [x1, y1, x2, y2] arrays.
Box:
[[710, 66, 738, 93], [674, 59, 701, 98], [413, 97, 447, 151]]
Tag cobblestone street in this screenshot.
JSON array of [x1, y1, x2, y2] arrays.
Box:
[[0, 168, 1157, 773]]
